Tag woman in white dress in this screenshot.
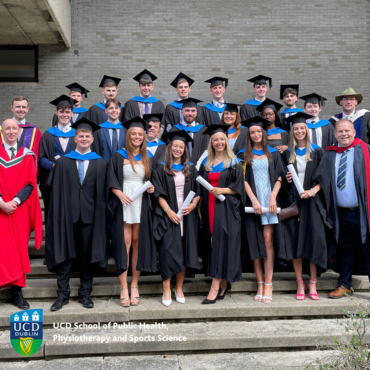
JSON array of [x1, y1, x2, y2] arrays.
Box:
[[107, 117, 155, 307]]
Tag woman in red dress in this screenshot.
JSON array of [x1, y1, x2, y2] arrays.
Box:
[[197, 124, 245, 304]]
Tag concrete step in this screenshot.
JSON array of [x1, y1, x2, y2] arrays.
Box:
[[1, 272, 368, 300], [0, 351, 338, 369], [0, 293, 367, 328], [0, 317, 366, 360], [28, 241, 45, 256]]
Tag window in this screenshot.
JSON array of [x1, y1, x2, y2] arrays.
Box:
[[0, 45, 38, 82]]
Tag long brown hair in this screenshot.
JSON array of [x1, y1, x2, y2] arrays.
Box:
[[244, 127, 272, 167], [221, 112, 241, 135], [163, 141, 191, 180], [125, 127, 151, 179]]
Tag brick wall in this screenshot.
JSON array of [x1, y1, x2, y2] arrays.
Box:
[[0, 0, 370, 131]]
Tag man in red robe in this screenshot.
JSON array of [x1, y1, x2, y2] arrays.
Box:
[[0, 119, 43, 309]]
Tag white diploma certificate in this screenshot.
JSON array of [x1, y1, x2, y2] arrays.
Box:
[[124, 181, 152, 207], [245, 207, 281, 214], [177, 191, 196, 219], [196, 176, 226, 202], [287, 164, 304, 194]]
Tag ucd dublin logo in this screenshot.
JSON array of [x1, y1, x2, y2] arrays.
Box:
[[10, 309, 43, 356]]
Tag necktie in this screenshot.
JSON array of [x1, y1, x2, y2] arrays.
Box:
[[112, 129, 118, 152], [59, 126, 69, 152], [187, 125, 193, 157], [337, 150, 348, 190], [144, 103, 149, 115], [78, 160, 85, 185], [311, 121, 317, 145], [10, 147, 16, 160]]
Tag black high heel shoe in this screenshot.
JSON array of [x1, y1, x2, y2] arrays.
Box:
[[217, 282, 231, 300], [201, 287, 221, 305]]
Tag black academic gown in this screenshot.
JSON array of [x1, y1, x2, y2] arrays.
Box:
[[123, 99, 165, 122], [240, 103, 260, 122], [163, 103, 202, 132], [169, 125, 208, 164], [232, 128, 249, 155], [240, 151, 286, 264], [200, 104, 224, 127], [280, 148, 334, 275], [306, 123, 335, 149], [198, 161, 245, 282], [45, 155, 108, 272], [93, 127, 127, 162], [152, 164, 200, 281], [86, 104, 125, 125], [106, 153, 157, 275], [150, 144, 167, 170], [268, 131, 290, 148]]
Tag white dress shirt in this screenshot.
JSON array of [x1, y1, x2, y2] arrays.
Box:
[[58, 123, 72, 152], [213, 99, 225, 119], [147, 138, 159, 155], [342, 110, 356, 121], [107, 121, 120, 146], [13, 117, 26, 140], [75, 149, 90, 177], [1, 142, 21, 204], [296, 147, 307, 187], [306, 118, 323, 147]]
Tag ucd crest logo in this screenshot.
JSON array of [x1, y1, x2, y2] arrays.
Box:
[[10, 309, 43, 356]]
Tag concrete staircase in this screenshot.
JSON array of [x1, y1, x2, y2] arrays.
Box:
[[1, 191, 369, 369]]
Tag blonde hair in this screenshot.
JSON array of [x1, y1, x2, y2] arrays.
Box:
[[205, 133, 237, 171], [288, 123, 313, 163]]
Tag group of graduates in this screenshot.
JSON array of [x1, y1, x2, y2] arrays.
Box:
[[1, 70, 370, 311]]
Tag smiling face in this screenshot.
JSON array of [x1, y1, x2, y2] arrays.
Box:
[[147, 121, 160, 141], [182, 107, 197, 124], [292, 123, 307, 142], [283, 93, 297, 108], [249, 126, 263, 144], [253, 84, 268, 100], [211, 132, 226, 153], [176, 81, 190, 99], [223, 111, 236, 125], [210, 84, 225, 101], [304, 103, 321, 118], [130, 127, 145, 148], [2, 119, 20, 146], [11, 100, 29, 121], [335, 120, 356, 148], [105, 102, 120, 122], [74, 130, 94, 151], [262, 107, 275, 125], [171, 140, 185, 160], [138, 82, 154, 98], [56, 107, 73, 126], [340, 95, 358, 114]]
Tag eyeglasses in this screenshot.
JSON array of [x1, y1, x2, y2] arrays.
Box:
[[341, 96, 357, 101]]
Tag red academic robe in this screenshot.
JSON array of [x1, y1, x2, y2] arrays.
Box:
[[0, 146, 43, 288]]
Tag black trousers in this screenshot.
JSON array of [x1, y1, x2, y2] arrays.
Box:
[[56, 218, 94, 298], [338, 208, 370, 289], [11, 285, 23, 300]]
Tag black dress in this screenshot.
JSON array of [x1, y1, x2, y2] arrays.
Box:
[[152, 164, 200, 281], [198, 159, 245, 282]]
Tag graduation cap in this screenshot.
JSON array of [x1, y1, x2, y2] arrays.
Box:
[[280, 84, 299, 100], [50, 94, 78, 107], [99, 75, 121, 88], [122, 116, 149, 131], [283, 112, 314, 126], [204, 77, 228, 89], [170, 72, 194, 88], [241, 116, 270, 130], [202, 124, 230, 137], [65, 82, 90, 98], [247, 75, 272, 88], [224, 103, 241, 113], [161, 130, 193, 145], [180, 97, 203, 108], [299, 93, 327, 106], [256, 98, 283, 113], [133, 69, 157, 83], [143, 113, 163, 123], [71, 117, 100, 133]]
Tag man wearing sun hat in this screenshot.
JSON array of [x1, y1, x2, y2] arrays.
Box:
[[329, 87, 370, 144]]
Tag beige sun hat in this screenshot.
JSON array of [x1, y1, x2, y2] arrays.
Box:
[[335, 87, 363, 105]]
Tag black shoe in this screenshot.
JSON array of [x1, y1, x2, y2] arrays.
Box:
[[43, 259, 47, 265], [13, 297, 30, 310], [201, 287, 221, 305], [51, 296, 69, 311], [78, 295, 94, 309], [217, 282, 231, 300]]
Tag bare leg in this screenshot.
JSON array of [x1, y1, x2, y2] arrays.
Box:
[[207, 278, 221, 300], [119, 222, 132, 301], [175, 267, 186, 298], [309, 263, 319, 298], [163, 278, 171, 301], [130, 223, 141, 304], [292, 258, 305, 299], [253, 258, 264, 300], [262, 225, 274, 302]]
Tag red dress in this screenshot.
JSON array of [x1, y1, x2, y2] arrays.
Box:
[[208, 172, 220, 234]]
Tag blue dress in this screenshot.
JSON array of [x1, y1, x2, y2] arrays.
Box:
[[252, 158, 278, 225]]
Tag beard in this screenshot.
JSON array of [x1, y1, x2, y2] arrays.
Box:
[[183, 115, 196, 124]]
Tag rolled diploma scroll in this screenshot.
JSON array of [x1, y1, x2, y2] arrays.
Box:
[[196, 176, 226, 202], [123, 181, 152, 207], [245, 207, 281, 214], [177, 191, 196, 219], [287, 164, 304, 194]]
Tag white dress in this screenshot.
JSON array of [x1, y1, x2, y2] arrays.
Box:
[[123, 164, 145, 224]]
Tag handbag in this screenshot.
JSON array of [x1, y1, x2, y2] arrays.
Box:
[[279, 180, 300, 222]]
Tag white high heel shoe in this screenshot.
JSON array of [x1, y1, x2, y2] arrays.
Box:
[[162, 292, 172, 307], [173, 288, 185, 304]]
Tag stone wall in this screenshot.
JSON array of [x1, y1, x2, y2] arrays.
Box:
[[0, 0, 369, 131]]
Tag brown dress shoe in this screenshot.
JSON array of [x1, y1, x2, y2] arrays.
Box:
[[327, 285, 352, 299]]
